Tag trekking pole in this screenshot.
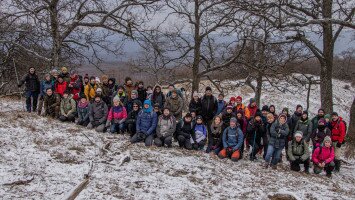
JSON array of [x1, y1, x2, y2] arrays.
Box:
[[13, 58, 25, 111]]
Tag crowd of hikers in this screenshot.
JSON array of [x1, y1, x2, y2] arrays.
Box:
[[18, 67, 348, 178]]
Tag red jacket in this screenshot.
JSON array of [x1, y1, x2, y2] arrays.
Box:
[[330, 117, 346, 143], [245, 104, 258, 120], [108, 106, 127, 121], [55, 81, 67, 97], [69, 75, 81, 101], [312, 146, 335, 164]]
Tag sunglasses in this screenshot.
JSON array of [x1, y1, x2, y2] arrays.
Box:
[[133, 106, 139, 107]]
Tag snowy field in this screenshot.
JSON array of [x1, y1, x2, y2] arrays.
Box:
[[0, 77, 354, 200]]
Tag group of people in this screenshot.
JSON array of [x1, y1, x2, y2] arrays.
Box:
[[18, 67, 347, 177]]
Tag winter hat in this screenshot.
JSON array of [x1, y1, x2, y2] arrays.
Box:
[[63, 90, 70, 95], [230, 117, 237, 123], [236, 109, 244, 116], [323, 136, 332, 143], [101, 75, 109, 82], [90, 76, 96, 81], [196, 115, 203, 121], [44, 73, 51, 79], [331, 112, 338, 116], [125, 77, 132, 83], [61, 67, 68, 73], [131, 90, 138, 95], [205, 86, 212, 92], [171, 89, 178, 94], [70, 70, 77, 75], [250, 98, 256, 104], [113, 96, 120, 103], [94, 94, 102, 99], [318, 118, 326, 125], [318, 108, 325, 113], [294, 131, 303, 138], [236, 96, 242, 101], [282, 107, 289, 113], [324, 114, 331, 120], [269, 105, 275, 110], [185, 113, 192, 118], [51, 69, 59, 75], [302, 111, 308, 116], [296, 104, 303, 110], [95, 77, 100, 83], [218, 93, 224, 97], [262, 105, 269, 112], [117, 85, 125, 90], [96, 88, 102, 93], [193, 91, 199, 97], [278, 113, 287, 121], [254, 109, 262, 118], [84, 74, 89, 79], [153, 103, 160, 108], [230, 97, 236, 102], [226, 105, 233, 110]]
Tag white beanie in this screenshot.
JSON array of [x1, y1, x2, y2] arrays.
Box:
[[294, 131, 303, 138]]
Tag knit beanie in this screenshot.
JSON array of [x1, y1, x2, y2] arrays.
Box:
[[294, 131, 303, 138], [205, 86, 212, 92], [236, 96, 242, 101], [262, 105, 269, 112]]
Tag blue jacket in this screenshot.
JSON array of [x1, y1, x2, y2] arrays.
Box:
[[40, 80, 55, 96], [222, 126, 244, 151], [269, 121, 289, 148], [216, 100, 226, 115], [136, 110, 157, 135]]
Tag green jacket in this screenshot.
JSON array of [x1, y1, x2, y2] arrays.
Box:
[[287, 140, 310, 161], [294, 119, 313, 142], [60, 97, 76, 115]]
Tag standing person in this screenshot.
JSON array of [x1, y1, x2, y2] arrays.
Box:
[[206, 116, 224, 154], [131, 100, 158, 147], [218, 117, 244, 162], [261, 105, 269, 123], [108, 78, 118, 100], [18, 67, 40, 112], [189, 92, 202, 116], [38, 74, 54, 115], [287, 131, 310, 173], [269, 105, 278, 119], [235, 96, 246, 114], [294, 111, 313, 142], [264, 114, 289, 169], [146, 86, 153, 100], [330, 112, 346, 172], [60, 67, 71, 84], [77, 95, 90, 126], [281, 108, 292, 130], [166, 84, 183, 98], [310, 118, 331, 151], [125, 90, 142, 114], [84, 76, 98, 102], [220, 105, 236, 130], [191, 115, 208, 150], [43, 88, 61, 118], [216, 94, 227, 115], [50, 69, 59, 83], [236, 110, 248, 157], [124, 77, 136, 100], [59, 90, 77, 122], [201, 86, 218, 135], [112, 85, 127, 105], [151, 85, 165, 110], [311, 109, 325, 132], [245, 98, 258, 121], [106, 97, 127, 134], [67, 70, 82, 101], [176, 113, 194, 150], [125, 102, 141, 137], [137, 81, 147, 104], [164, 89, 184, 120], [290, 105, 303, 136], [264, 113, 275, 159], [154, 108, 176, 148], [100, 75, 111, 106], [312, 136, 335, 177], [87, 95, 108, 132], [55, 75, 67, 97], [246, 111, 266, 161]]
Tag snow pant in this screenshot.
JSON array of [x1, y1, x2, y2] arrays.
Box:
[[45, 106, 60, 118], [192, 140, 206, 150], [59, 113, 76, 122], [290, 158, 310, 172], [25, 91, 39, 112], [77, 119, 90, 127], [131, 132, 155, 147], [126, 122, 136, 137], [87, 122, 106, 133], [110, 123, 125, 134], [314, 162, 335, 175], [177, 135, 192, 150], [218, 148, 240, 162], [265, 144, 283, 166], [154, 136, 173, 147]]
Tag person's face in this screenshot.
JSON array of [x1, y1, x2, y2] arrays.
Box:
[[172, 92, 177, 98], [90, 79, 95, 84], [227, 108, 232, 114], [70, 74, 76, 79], [297, 107, 303, 113], [251, 102, 256, 107], [127, 80, 132, 85], [324, 141, 331, 148], [191, 112, 196, 118], [46, 89, 53, 96], [230, 100, 235, 105], [318, 110, 325, 117], [237, 113, 242, 119], [118, 88, 123, 93], [193, 96, 199, 101], [325, 118, 330, 123], [295, 136, 302, 142], [147, 88, 152, 92], [63, 93, 68, 98], [267, 116, 274, 123], [133, 104, 139, 111], [84, 78, 89, 83], [54, 74, 59, 79], [302, 113, 308, 119], [282, 110, 288, 115], [262, 110, 268, 116], [154, 107, 159, 111], [230, 121, 236, 127], [270, 107, 275, 112], [169, 86, 174, 91], [80, 98, 87, 104], [279, 117, 286, 124], [144, 104, 149, 109], [332, 115, 338, 121], [197, 119, 203, 124], [131, 93, 137, 99], [108, 80, 113, 85], [205, 90, 212, 96], [138, 83, 143, 88], [185, 117, 192, 123], [58, 78, 63, 83], [163, 109, 170, 116], [113, 100, 119, 106], [103, 79, 108, 84], [155, 87, 161, 92], [214, 117, 221, 125], [236, 99, 241, 104], [218, 96, 223, 101], [29, 68, 35, 74], [95, 97, 101, 103], [255, 116, 261, 121]]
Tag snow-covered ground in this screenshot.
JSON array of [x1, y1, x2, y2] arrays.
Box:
[[0, 77, 354, 199]]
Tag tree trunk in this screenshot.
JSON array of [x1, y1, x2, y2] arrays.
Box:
[[345, 97, 355, 158], [191, 0, 201, 96], [49, 1, 61, 68], [255, 72, 263, 107], [320, 0, 334, 114]]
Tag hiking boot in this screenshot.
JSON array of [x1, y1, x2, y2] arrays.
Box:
[[263, 162, 269, 169], [304, 169, 310, 174], [271, 165, 277, 170], [326, 173, 332, 178]]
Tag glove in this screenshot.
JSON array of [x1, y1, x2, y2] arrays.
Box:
[[336, 142, 342, 148], [211, 145, 217, 150], [226, 147, 233, 157], [275, 127, 280, 133], [17, 84, 21, 88]]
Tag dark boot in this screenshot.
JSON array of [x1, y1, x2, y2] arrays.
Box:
[[334, 160, 341, 172]]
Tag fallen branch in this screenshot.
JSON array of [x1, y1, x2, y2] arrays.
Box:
[[3, 177, 34, 187], [118, 152, 131, 166], [64, 162, 93, 200]]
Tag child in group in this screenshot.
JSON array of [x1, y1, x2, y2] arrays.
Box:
[[191, 115, 207, 150]]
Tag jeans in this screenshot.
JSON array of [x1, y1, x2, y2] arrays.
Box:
[[25, 91, 39, 112], [265, 144, 283, 166], [110, 123, 125, 133], [131, 132, 155, 146]]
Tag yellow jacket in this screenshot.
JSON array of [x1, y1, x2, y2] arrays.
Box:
[[84, 84, 97, 101]]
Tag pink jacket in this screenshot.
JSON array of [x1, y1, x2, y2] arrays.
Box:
[[312, 146, 335, 164], [108, 106, 127, 121]]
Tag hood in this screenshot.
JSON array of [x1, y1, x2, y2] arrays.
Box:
[[143, 99, 153, 113]]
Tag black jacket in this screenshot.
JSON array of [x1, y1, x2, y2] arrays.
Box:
[[246, 119, 266, 145], [201, 95, 218, 121], [176, 120, 194, 139], [189, 99, 202, 115], [19, 73, 40, 92]]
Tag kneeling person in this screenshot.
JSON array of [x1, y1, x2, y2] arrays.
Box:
[[59, 90, 77, 122], [77, 95, 90, 126], [154, 108, 176, 147], [125, 102, 141, 137], [106, 96, 127, 134], [218, 117, 244, 162], [191, 115, 207, 150], [87, 95, 108, 132], [312, 136, 335, 177], [43, 88, 61, 118], [287, 131, 310, 173], [176, 113, 194, 150]]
